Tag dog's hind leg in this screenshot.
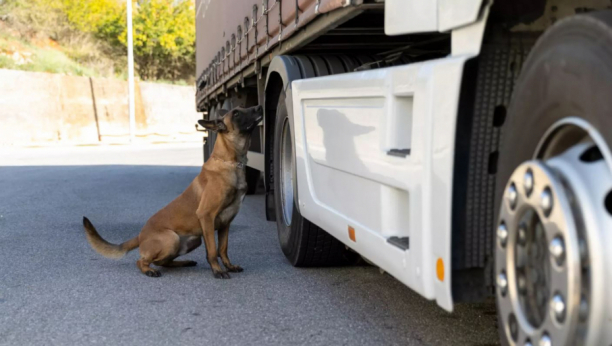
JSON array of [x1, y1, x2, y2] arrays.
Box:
[[155, 235, 200, 268], [157, 260, 197, 268], [218, 225, 243, 272], [137, 230, 180, 277], [137, 257, 161, 277]]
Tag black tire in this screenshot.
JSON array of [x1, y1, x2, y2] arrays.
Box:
[[497, 11, 612, 213], [495, 11, 612, 344], [245, 166, 260, 195], [205, 104, 218, 161], [273, 90, 356, 266]]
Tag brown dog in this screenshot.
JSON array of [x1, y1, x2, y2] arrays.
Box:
[[83, 105, 263, 279]]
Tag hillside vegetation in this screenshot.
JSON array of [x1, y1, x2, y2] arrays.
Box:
[[0, 0, 195, 83]]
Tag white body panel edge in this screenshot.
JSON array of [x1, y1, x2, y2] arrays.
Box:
[[385, 0, 484, 35], [291, 56, 472, 311]]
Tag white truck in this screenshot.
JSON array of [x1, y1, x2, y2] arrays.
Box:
[[195, 1, 612, 344]]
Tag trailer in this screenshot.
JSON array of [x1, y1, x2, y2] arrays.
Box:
[[195, 1, 612, 345]]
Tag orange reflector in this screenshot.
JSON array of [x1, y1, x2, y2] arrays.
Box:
[[348, 226, 356, 242], [436, 258, 445, 282]]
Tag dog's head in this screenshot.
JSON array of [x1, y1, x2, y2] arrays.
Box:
[[198, 105, 263, 140]]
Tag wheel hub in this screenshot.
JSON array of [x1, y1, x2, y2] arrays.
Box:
[[497, 160, 584, 345], [514, 206, 550, 329], [496, 118, 612, 345], [279, 118, 294, 225]]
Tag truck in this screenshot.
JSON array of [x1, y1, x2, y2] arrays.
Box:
[[194, 1, 612, 345]]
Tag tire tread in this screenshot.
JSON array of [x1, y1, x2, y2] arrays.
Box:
[[273, 55, 360, 267]]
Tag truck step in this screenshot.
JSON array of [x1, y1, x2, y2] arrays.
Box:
[[387, 236, 409, 251]]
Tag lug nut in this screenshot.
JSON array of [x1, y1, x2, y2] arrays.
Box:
[[539, 334, 552, 346], [498, 222, 508, 247], [524, 169, 534, 196], [497, 272, 508, 296], [541, 187, 553, 215], [507, 183, 518, 209], [551, 293, 566, 322], [518, 222, 528, 246], [517, 273, 527, 295], [550, 236, 565, 266], [517, 271, 527, 295], [579, 296, 589, 321]]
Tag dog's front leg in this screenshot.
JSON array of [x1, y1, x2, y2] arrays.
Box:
[[199, 216, 230, 279], [218, 225, 243, 273]]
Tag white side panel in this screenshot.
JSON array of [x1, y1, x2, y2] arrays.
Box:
[[292, 57, 470, 311], [385, 0, 483, 35], [451, 3, 490, 56], [385, 0, 437, 35], [438, 0, 483, 32]]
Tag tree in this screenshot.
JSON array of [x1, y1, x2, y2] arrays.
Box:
[[117, 0, 195, 81], [0, 0, 196, 82]]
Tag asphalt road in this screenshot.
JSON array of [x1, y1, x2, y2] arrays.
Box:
[[0, 144, 500, 346]]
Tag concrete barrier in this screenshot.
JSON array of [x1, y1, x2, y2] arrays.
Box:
[[0, 69, 202, 146]]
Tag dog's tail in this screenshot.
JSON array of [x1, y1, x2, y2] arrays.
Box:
[[83, 217, 139, 259]]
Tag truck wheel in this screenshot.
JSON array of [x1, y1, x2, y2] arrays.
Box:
[[273, 90, 355, 266], [495, 11, 612, 346], [204, 104, 218, 162], [245, 167, 260, 195]]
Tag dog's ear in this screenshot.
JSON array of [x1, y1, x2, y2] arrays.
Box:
[[197, 119, 227, 132], [216, 109, 230, 118]]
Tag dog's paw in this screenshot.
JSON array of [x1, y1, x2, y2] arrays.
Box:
[[145, 270, 161, 278], [213, 270, 231, 279], [227, 265, 243, 273]]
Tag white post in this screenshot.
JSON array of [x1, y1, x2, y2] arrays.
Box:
[[127, 0, 136, 143]]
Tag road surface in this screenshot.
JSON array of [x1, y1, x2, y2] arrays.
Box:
[[0, 144, 500, 345]]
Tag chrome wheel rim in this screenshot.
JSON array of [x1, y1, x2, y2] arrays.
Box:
[[496, 118, 612, 346], [280, 118, 294, 226]]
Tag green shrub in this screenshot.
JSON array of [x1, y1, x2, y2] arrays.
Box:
[[114, 0, 195, 81], [0, 54, 17, 70], [0, 0, 195, 82]]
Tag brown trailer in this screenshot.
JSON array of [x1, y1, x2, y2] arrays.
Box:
[[195, 0, 374, 111]]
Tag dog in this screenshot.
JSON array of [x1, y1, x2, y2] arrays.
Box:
[[83, 105, 263, 279]]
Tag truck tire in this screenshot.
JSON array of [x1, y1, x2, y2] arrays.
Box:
[[495, 11, 612, 346], [245, 167, 260, 195], [496, 9, 612, 220], [273, 90, 355, 266], [205, 104, 218, 161], [497, 11, 612, 209]]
